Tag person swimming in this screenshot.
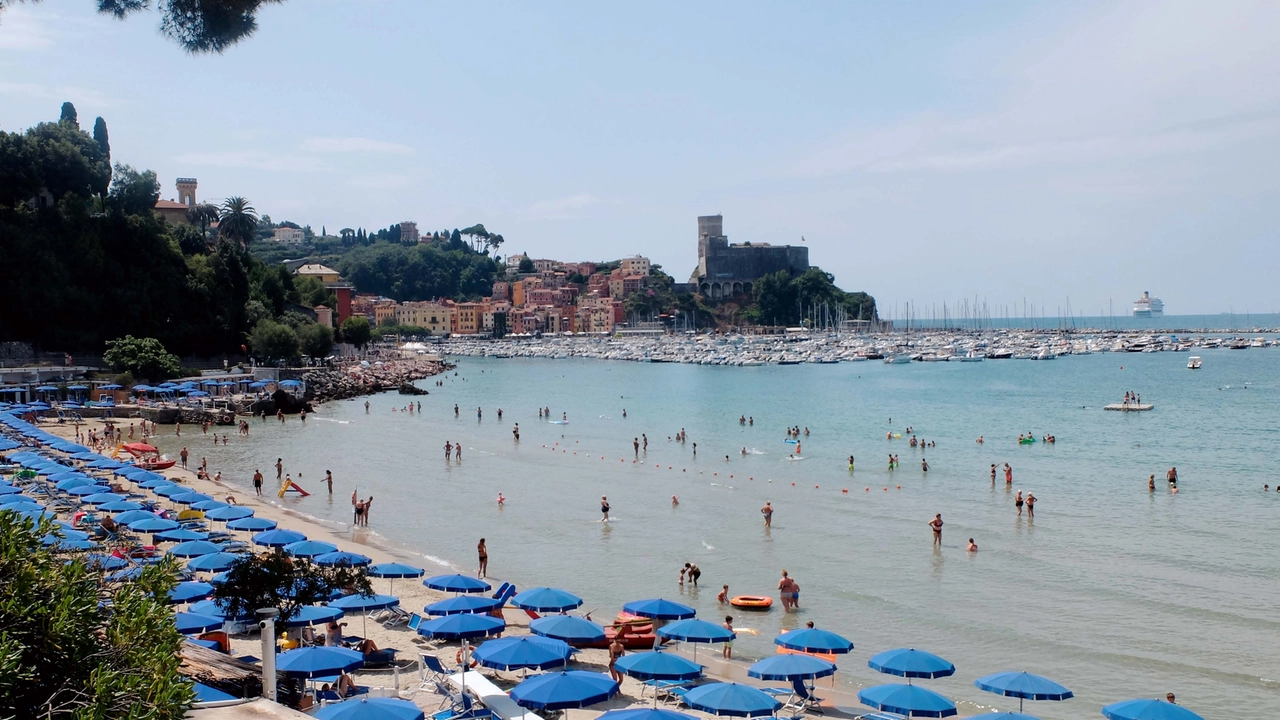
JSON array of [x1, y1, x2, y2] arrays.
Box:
[[967, 538, 978, 552]]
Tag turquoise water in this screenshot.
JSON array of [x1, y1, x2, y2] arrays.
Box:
[[153, 349, 1279, 719]]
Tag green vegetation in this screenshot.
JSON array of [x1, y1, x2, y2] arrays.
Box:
[[102, 335, 182, 381], [746, 268, 877, 327], [2, 0, 289, 54], [335, 241, 500, 302], [0, 106, 341, 359], [340, 316, 372, 349], [212, 550, 371, 625], [0, 514, 193, 718], [249, 320, 299, 363]]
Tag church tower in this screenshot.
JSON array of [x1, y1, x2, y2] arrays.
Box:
[[176, 178, 197, 207]]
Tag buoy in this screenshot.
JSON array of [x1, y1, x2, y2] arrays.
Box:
[[842, 488, 848, 493], [749, 477, 753, 481], [883, 487, 888, 491], [791, 482, 796, 486], [814, 484, 819, 489], [729, 475, 733, 478], [865, 487, 870, 492], [896, 485, 901, 489], [713, 472, 718, 476]]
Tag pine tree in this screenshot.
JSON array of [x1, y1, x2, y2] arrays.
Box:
[[92, 117, 110, 162], [60, 101, 79, 127]]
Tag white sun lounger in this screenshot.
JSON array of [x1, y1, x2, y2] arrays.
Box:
[[446, 672, 541, 720]]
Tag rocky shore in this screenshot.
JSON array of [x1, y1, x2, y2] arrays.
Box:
[[301, 358, 452, 404]]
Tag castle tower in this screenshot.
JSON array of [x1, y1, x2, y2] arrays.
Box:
[[176, 178, 197, 207]]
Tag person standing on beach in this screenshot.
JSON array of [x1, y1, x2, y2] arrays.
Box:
[[362, 496, 373, 526], [180, 447, 188, 469], [600, 496, 611, 521], [761, 501, 773, 527], [477, 538, 488, 578], [722, 615, 734, 658], [608, 635, 625, 682], [253, 469, 263, 496], [929, 514, 944, 546], [325, 470, 333, 494]]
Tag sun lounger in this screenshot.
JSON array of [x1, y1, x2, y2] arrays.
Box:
[[446, 671, 540, 720], [853, 713, 905, 720], [640, 679, 695, 701], [433, 694, 493, 720], [665, 686, 692, 707]]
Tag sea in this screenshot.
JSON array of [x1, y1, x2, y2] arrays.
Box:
[[149, 345, 1279, 720]]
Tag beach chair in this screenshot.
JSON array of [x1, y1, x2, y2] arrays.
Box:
[[417, 652, 453, 696], [853, 713, 905, 720], [362, 647, 400, 668], [665, 685, 692, 707], [380, 606, 412, 627], [433, 693, 492, 720]]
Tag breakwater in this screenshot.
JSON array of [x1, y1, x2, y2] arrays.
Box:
[[301, 358, 452, 404]]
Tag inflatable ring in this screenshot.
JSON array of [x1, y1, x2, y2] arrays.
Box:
[[456, 646, 478, 668], [729, 595, 774, 610]]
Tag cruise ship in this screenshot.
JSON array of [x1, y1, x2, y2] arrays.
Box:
[[1132, 291, 1164, 317]]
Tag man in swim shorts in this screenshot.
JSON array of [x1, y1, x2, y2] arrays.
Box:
[[929, 514, 943, 546], [761, 502, 773, 528], [722, 616, 734, 658]]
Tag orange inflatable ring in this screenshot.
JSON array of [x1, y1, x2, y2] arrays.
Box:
[[730, 595, 773, 610], [456, 646, 478, 668]]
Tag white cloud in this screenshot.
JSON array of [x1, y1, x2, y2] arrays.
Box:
[[0, 5, 55, 51], [523, 193, 600, 221], [299, 136, 415, 156], [172, 150, 327, 173]]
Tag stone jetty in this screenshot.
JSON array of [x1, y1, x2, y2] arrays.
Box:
[[301, 358, 451, 404]]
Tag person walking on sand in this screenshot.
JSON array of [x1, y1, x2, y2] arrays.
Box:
[[600, 496, 611, 522], [608, 634, 625, 682], [722, 615, 735, 659], [477, 538, 488, 578], [761, 501, 773, 528], [929, 514, 944, 547], [253, 469, 263, 496], [180, 447, 188, 469]]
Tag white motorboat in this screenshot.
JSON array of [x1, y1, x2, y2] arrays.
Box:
[[1187, 356, 1202, 369]]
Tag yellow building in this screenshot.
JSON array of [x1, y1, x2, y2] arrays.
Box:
[[397, 301, 455, 336], [454, 302, 485, 335], [295, 264, 341, 283]]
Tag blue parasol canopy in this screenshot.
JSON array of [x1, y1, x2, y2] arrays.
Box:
[[682, 683, 782, 717], [99, 500, 144, 513], [187, 552, 243, 572], [774, 627, 855, 654], [169, 581, 215, 604], [276, 646, 364, 679], [1101, 699, 1205, 720], [168, 540, 223, 558], [252, 528, 306, 547], [205, 506, 253, 521], [282, 605, 344, 628], [368, 562, 425, 578], [748, 654, 838, 681], [423, 573, 491, 594], [869, 648, 956, 680], [284, 540, 339, 558], [416, 612, 505, 640], [657, 618, 735, 644], [473, 635, 574, 671], [175, 612, 225, 634], [622, 598, 696, 620], [190, 500, 230, 512], [511, 587, 583, 613], [226, 516, 277, 531], [171, 492, 214, 505], [81, 553, 130, 571], [858, 684, 957, 718], [314, 550, 372, 567], [975, 671, 1073, 710], [114, 509, 157, 525], [614, 651, 704, 681], [426, 595, 502, 616], [189, 599, 254, 621], [329, 593, 400, 614], [314, 697, 425, 720], [127, 517, 180, 533], [530, 615, 607, 643], [510, 671, 619, 711]]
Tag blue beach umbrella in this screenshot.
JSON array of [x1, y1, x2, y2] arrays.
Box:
[[226, 516, 277, 532], [285, 540, 339, 558], [152, 483, 187, 497], [66, 484, 112, 496], [168, 540, 223, 558], [169, 581, 215, 604], [658, 618, 735, 643], [81, 553, 130, 571], [276, 646, 365, 679], [869, 648, 956, 681], [86, 459, 126, 470], [190, 499, 229, 512], [47, 538, 98, 551], [114, 509, 157, 525], [614, 651, 703, 691], [187, 552, 242, 572], [474, 635, 574, 671], [12, 507, 57, 521], [99, 500, 143, 513], [0, 494, 37, 506], [155, 528, 210, 542], [598, 709, 698, 720], [128, 517, 180, 533], [417, 612, 505, 640], [193, 682, 238, 704], [426, 595, 502, 616], [189, 599, 254, 621], [368, 561, 424, 594], [175, 612, 224, 634], [107, 566, 146, 582], [1101, 699, 1205, 720], [205, 506, 253, 522], [282, 605, 344, 628], [682, 683, 782, 717], [530, 615, 607, 644], [81, 492, 126, 506], [510, 671, 619, 711], [171, 491, 213, 505], [423, 573, 491, 594], [622, 598, 696, 620], [858, 684, 957, 718], [253, 528, 305, 547], [330, 592, 400, 638], [975, 671, 1073, 714], [512, 587, 584, 613], [314, 550, 372, 567], [774, 627, 855, 654], [315, 697, 425, 720], [748, 654, 838, 681], [42, 528, 90, 542]]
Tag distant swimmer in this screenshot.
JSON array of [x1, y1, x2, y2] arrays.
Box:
[[562, 412, 568, 422], [967, 538, 978, 552], [886, 431, 893, 440], [848, 455, 855, 471], [643, 434, 648, 451], [1149, 475, 1156, 492], [990, 464, 997, 484], [539, 408, 543, 418], [929, 513, 944, 546], [622, 409, 627, 418], [725, 455, 730, 462], [977, 435, 984, 444], [921, 458, 929, 472], [513, 424, 520, 440], [692, 443, 697, 458], [671, 495, 679, 507], [497, 408, 502, 420], [600, 496, 611, 521], [497, 492, 505, 507], [364, 400, 370, 413], [742, 447, 748, 456], [325, 470, 333, 494], [1026, 493, 1037, 517], [740, 415, 746, 425], [477, 407, 482, 419], [761, 501, 773, 527], [749, 417, 753, 426]]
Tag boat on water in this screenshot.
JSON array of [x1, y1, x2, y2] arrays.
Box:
[[1187, 356, 1202, 369], [884, 354, 913, 364], [1132, 291, 1164, 317], [959, 351, 984, 362]]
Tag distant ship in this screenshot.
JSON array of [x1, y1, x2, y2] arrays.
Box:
[[1132, 291, 1164, 317]]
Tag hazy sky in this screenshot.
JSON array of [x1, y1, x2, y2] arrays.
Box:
[[3, 1, 1278, 316]]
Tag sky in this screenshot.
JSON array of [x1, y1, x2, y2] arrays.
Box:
[[2, 0, 1278, 317]]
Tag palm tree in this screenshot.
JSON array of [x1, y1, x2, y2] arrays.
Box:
[[218, 196, 259, 248], [186, 203, 221, 240]]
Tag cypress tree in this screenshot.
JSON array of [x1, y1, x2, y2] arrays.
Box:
[[60, 101, 78, 127], [92, 117, 110, 162]]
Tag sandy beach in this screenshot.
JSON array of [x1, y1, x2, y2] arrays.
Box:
[[42, 416, 896, 719]]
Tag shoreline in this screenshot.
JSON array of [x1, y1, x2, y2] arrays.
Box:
[[42, 417, 1005, 718]]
